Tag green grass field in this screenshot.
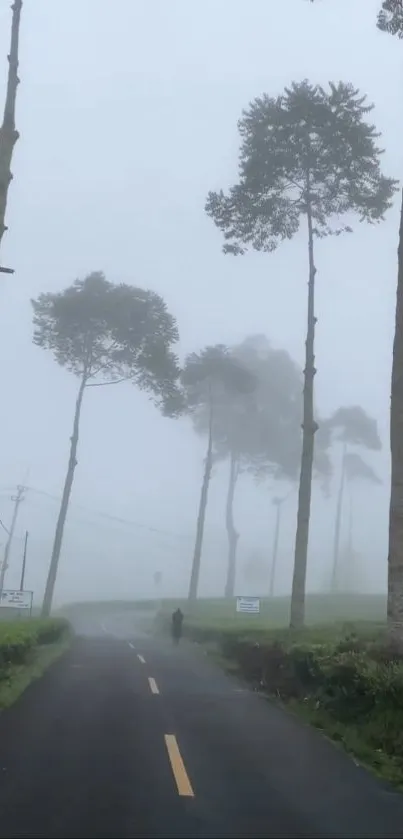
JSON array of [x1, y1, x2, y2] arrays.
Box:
[[159, 592, 386, 634], [62, 592, 387, 638]]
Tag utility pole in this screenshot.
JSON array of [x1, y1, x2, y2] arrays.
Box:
[[0, 0, 23, 275], [269, 489, 294, 598], [331, 441, 347, 593], [0, 484, 25, 593], [269, 498, 282, 598], [19, 529, 28, 590]]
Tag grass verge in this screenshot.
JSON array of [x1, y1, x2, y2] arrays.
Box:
[[0, 618, 71, 710]]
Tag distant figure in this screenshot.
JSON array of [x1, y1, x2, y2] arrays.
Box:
[[171, 608, 184, 645]]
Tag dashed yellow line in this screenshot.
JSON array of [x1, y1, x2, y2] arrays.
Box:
[[164, 734, 194, 797], [148, 677, 159, 694], [137, 654, 146, 664]]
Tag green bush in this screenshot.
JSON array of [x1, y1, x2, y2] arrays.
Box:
[[180, 619, 403, 772], [0, 618, 70, 678]]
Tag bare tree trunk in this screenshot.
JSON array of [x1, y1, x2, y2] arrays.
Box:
[[388, 190, 403, 645], [290, 199, 318, 629], [188, 402, 214, 601], [269, 500, 281, 598], [0, 0, 22, 261], [224, 451, 239, 598], [347, 493, 353, 563], [331, 441, 347, 592], [41, 373, 87, 616]]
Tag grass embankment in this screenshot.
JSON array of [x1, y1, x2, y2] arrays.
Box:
[[0, 618, 71, 709], [159, 592, 386, 631], [159, 593, 403, 788]]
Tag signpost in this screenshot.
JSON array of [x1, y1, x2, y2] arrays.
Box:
[[236, 596, 260, 614], [0, 589, 33, 613]]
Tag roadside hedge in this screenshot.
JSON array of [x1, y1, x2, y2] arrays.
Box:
[[0, 618, 70, 675], [231, 635, 403, 764], [175, 618, 403, 778]]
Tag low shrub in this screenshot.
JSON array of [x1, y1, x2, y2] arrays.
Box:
[[0, 618, 70, 678], [179, 619, 403, 775]]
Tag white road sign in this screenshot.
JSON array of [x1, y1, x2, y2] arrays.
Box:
[[236, 596, 260, 614], [0, 589, 33, 610]]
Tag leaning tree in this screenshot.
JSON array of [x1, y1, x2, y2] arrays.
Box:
[[181, 344, 255, 600], [206, 80, 397, 628], [32, 272, 181, 616], [0, 0, 22, 275], [223, 336, 304, 598], [191, 336, 304, 598], [322, 406, 381, 591], [189, 335, 331, 599]]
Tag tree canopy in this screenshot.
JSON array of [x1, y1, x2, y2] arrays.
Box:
[[206, 80, 397, 255], [181, 343, 255, 415], [309, 0, 403, 38], [323, 405, 382, 450], [32, 272, 182, 414], [183, 337, 300, 479], [238, 336, 331, 486], [377, 0, 403, 36], [184, 335, 333, 486]]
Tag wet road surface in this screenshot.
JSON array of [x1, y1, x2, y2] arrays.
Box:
[[0, 610, 402, 838]]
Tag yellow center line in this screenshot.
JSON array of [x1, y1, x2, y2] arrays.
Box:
[[148, 676, 159, 694], [137, 654, 146, 664], [164, 734, 194, 797]]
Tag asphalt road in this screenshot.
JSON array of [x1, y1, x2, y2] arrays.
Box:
[[0, 611, 402, 838]]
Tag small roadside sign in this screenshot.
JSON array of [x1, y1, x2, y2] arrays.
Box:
[[0, 589, 33, 611], [236, 596, 260, 614]]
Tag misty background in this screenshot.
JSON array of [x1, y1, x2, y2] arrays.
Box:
[[0, 0, 400, 605]]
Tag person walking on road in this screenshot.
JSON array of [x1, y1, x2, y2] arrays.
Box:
[[171, 608, 184, 645]]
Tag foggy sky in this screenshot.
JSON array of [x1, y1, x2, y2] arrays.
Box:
[[0, 0, 400, 605]]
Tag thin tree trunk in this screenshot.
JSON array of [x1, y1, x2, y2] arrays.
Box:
[[347, 493, 353, 563], [290, 198, 318, 629], [270, 501, 281, 598], [331, 441, 347, 592], [224, 451, 239, 598], [343, 492, 354, 591], [0, 0, 22, 260], [188, 401, 214, 601], [41, 373, 87, 616], [388, 190, 403, 645]]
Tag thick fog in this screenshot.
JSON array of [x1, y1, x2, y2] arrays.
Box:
[[0, 0, 400, 606]]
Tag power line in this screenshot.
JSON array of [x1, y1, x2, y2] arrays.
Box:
[[25, 485, 193, 542], [0, 517, 10, 536]]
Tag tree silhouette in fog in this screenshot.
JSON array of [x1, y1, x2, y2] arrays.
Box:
[[206, 79, 397, 628], [322, 406, 381, 592], [32, 272, 181, 615], [181, 345, 255, 600]]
